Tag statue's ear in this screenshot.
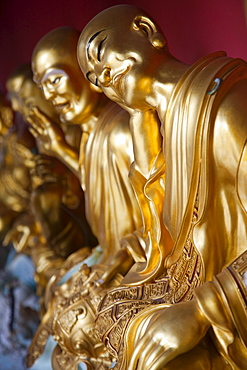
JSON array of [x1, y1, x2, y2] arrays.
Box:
[[132, 15, 166, 50]]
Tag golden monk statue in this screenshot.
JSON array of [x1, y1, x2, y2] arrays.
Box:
[[26, 27, 142, 368], [30, 27, 141, 264], [1, 76, 38, 250], [77, 4, 247, 368], [5, 64, 96, 294], [0, 93, 21, 241]]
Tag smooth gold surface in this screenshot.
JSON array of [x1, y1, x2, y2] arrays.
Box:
[[127, 250, 247, 369], [78, 5, 247, 369]]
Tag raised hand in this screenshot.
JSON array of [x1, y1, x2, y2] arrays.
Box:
[[128, 300, 210, 370], [27, 106, 65, 154]]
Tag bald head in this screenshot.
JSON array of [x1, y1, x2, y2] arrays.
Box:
[[33, 27, 79, 54], [78, 5, 166, 73], [6, 63, 34, 113], [80, 4, 145, 34], [32, 27, 81, 82], [6, 63, 32, 94], [32, 27, 102, 124], [77, 5, 167, 109]]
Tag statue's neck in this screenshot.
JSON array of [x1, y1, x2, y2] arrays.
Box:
[[81, 94, 109, 133], [128, 60, 189, 178], [150, 59, 190, 120]]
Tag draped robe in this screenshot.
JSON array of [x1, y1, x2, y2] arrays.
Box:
[[79, 101, 142, 262], [123, 51, 247, 286]]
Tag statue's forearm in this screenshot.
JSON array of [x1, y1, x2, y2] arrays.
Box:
[[130, 110, 162, 178], [54, 141, 79, 176], [99, 247, 135, 286]]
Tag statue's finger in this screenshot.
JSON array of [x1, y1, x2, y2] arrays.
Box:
[[129, 336, 146, 370], [36, 157, 52, 166], [30, 106, 49, 127], [34, 108, 52, 129], [27, 115, 44, 132], [34, 125, 44, 136], [27, 118, 45, 135], [31, 105, 41, 116], [137, 339, 157, 370], [137, 340, 165, 370], [149, 347, 176, 370], [26, 115, 35, 126], [29, 127, 38, 138]]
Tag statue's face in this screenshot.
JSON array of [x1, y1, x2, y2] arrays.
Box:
[[18, 79, 54, 118], [78, 24, 155, 110], [7, 76, 58, 122], [0, 106, 13, 136], [7, 75, 24, 113], [18, 79, 37, 116], [9, 94, 21, 113], [33, 50, 99, 124]]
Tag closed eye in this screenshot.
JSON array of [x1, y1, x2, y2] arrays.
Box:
[[97, 36, 107, 62]]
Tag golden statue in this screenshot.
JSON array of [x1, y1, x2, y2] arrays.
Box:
[[0, 77, 38, 251], [30, 27, 141, 264], [26, 27, 142, 368], [77, 4, 247, 368], [0, 93, 21, 241], [5, 64, 96, 296]]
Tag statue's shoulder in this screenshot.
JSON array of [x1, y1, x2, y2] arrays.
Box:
[[216, 63, 247, 130], [100, 101, 131, 139]]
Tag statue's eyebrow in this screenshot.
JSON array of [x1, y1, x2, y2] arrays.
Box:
[[41, 69, 68, 83], [87, 29, 106, 60]]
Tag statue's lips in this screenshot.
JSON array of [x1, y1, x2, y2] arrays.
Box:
[[54, 102, 71, 113]]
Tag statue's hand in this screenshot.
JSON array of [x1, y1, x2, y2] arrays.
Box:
[[31, 153, 67, 183], [129, 300, 210, 370], [27, 106, 65, 154], [96, 247, 134, 288]]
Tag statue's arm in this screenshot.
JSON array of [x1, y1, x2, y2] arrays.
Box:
[[128, 108, 163, 178], [128, 250, 247, 370], [128, 299, 210, 370]]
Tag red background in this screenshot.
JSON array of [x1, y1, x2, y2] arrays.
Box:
[[1, 0, 247, 91]]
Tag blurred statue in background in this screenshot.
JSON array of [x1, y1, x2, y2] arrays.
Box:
[[78, 4, 247, 369], [5, 63, 97, 298], [0, 79, 37, 249], [0, 92, 20, 242]]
